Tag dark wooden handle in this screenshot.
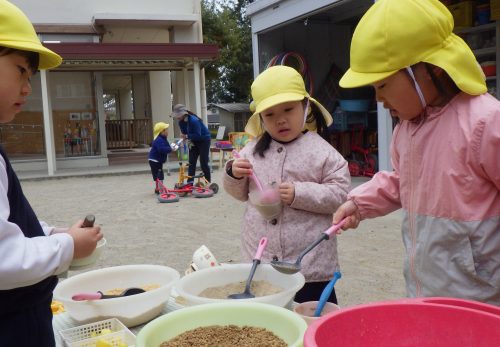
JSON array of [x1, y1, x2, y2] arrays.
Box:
[[82, 215, 95, 228]]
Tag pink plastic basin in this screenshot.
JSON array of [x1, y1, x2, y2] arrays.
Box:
[[304, 297, 500, 347]]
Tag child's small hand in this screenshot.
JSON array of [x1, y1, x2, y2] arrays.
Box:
[[67, 220, 103, 259], [232, 158, 253, 179], [279, 182, 295, 205], [332, 200, 361, 233]]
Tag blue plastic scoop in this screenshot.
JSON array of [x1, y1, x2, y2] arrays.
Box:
[[314, 271, 342, 317]]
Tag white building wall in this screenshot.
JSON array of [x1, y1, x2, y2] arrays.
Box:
[[149, 71, 173, 142], [13, 0, 199, 24], [132, 74, 149, 119], [119, 89, 133, 120]]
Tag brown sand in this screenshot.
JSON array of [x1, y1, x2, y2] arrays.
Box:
[[22, 171, 405, 307]]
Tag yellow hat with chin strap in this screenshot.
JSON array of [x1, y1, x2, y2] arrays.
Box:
[[153, 122, 169, 139], [340, 0, 486, 95], [0, 0, 62, 70], [245, 65, 333, 137]]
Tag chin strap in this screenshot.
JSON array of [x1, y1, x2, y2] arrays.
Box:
[[406, 67, 427, 108]]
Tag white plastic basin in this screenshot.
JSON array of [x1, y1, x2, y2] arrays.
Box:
[[53, 264, 180, 327], [175, 263, 304, 307]]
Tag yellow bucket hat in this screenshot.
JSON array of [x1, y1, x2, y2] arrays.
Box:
[[0, 0, 62, 70], [340, 0, 486, 95], [153, 122, 169, 139], [245, 65, 333, 137]]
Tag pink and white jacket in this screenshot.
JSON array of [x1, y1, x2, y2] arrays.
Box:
[[224, 132, 350, 282], [350, 93, 500, 305]]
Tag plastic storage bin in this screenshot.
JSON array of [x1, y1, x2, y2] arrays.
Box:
[[448, 1, 475, 27], [331, 109, 368, 132], [338, 99, 371, 112], [59, 318, 136, 347], [304, 297, 500, 347], [491, 0, 500, 20], [476, 3, 491, 24]]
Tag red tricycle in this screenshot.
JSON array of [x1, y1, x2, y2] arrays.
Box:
[[156, 164, 218, 202], [174, 162, 219, 197], [347, 125, 377, 178]]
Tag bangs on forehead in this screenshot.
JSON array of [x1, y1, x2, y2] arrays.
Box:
[[0, 47, 39, 73]]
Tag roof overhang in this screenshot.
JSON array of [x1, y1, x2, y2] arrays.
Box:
[[43, 42, 219, 71], [92, 13, 198, 27]]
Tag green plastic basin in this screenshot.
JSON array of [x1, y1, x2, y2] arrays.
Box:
[[136, 302, 307, 347]]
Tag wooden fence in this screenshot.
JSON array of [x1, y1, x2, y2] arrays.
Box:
[[105, 119, 152, 149]]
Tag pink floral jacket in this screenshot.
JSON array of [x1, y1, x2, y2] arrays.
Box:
[[223, 132, 350, 281]]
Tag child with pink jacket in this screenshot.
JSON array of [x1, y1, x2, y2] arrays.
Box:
[[333, 0, 500, 305], [224, 66, 350, 304]]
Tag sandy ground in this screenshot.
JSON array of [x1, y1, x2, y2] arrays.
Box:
[[22, 169, 406, 307]]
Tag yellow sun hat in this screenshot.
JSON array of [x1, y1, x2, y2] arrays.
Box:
[[153, 122, 169, 139], [0, 0, 62, 70], [245, 65, 333, 137], [339, 0, 486, 95]]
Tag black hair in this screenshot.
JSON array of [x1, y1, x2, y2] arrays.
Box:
[[423, 63, 460, 98], [253, 99, 330, 158], [406, 63, 459, 101], [0, 47, 39, 74]]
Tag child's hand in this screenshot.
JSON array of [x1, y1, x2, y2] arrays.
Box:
[[232, 158, 253, 179], [279, 182, 295, 205], [67, 220, 103, 259], [332, 200, 361, 233]]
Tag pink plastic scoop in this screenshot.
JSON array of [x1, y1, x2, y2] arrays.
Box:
[[232, 150, 263, 191], [72, 287, 145, 301], [228, 237, 268, 299]]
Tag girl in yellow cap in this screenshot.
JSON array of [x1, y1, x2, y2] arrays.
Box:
[[224, 66, 350, 304], [0, 1, 103, 345], [333, 0, 500, 305], [149, 122, 175, 194]]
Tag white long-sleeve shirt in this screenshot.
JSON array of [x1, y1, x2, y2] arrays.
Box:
[[0, 156, 73, 290]]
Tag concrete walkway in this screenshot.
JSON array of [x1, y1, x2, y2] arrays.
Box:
[[17, 158, 186, 181]]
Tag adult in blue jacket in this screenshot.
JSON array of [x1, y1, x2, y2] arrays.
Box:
[[149, 122, 173, 194], [171, 104, 211, 182]]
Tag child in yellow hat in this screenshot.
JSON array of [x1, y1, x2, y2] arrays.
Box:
[[333, 0, 500, 305], [149, 122, 175, 194], [0, 1, 103, 345], [224, 65, 350, 304]]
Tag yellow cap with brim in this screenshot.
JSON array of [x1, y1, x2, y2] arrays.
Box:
[[245, 65, 333, 137], [153, 122, 169, 139], [340, 0, 486, 95], [0, 0, 62, 70]]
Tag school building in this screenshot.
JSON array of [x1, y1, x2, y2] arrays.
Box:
[[7, 0, 217, 175]]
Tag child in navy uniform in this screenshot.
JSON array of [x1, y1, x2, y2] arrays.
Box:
[[148, 122, 175, 194], [0, 1, 103, 345]]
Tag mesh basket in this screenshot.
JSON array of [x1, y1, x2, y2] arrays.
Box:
[[59, 318, 136, 347]]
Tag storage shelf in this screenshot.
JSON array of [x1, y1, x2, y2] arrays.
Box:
[[455, 22, 497, 34], [473, 47, 496, 57], [486, 76, 497, 81]]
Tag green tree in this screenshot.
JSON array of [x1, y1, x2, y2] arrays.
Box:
[[202, 0, 253, 103]]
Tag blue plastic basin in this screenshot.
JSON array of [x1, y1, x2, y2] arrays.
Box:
[[339, 99, 371, 112]]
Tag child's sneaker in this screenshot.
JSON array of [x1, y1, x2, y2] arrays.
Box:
[[154, 189, 160, 195]]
